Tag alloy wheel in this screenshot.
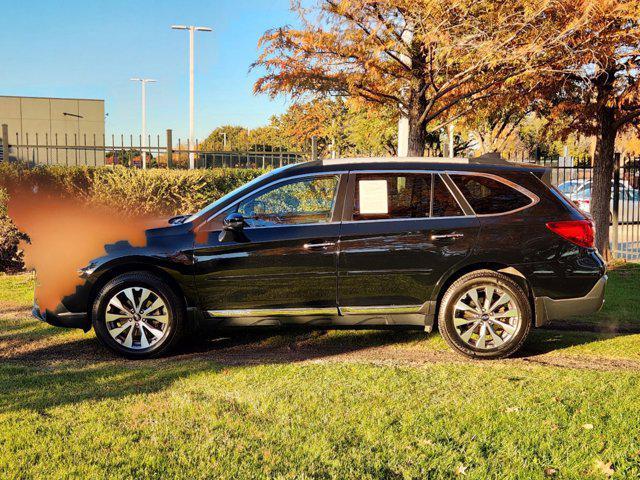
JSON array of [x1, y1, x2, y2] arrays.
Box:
[[451, 284, 521, 350], [104, 287, 170, 350]]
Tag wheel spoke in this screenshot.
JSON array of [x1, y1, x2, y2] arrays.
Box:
[[122, 324, 134, 348], [477, 323, 488, 348], [123, 288, 138, 312], [143, 312, 169, 324], [141, 321, 164, 340], [489, 293, 511, 313], [489, 319, 517, 335], [108, 320, 133, 339], [468, 288, 481, 311], [455, 301, 477, 313], [142, 298, 165, 316], [483, 286, 495, 311], [138, 289, 152, 311], [492, 309, 518, 319], [487, 323, 504, 347], [459, 321, 479, 343], [108, 296, 130, 315], [106, 312, 130, 323], [139, 324, 150, 349], [454, 316, 478, 328]]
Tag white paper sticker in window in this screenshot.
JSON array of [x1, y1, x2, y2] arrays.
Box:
[[359, 180, 388, 214]]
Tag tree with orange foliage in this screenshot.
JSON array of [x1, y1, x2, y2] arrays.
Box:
[[540, 0, 640, 257], [254, 0, 587, 156]]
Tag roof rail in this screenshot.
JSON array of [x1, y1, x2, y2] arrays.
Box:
[[470, 152, 511, 165]]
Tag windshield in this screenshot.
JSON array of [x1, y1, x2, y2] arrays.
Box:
[[185, 164, 298, 223]]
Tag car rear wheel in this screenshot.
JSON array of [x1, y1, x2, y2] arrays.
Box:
[[438, 270, 531, 359], [92, 272, 185, 359]]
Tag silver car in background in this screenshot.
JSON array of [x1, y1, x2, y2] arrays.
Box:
[[557, 179, 640, 224]]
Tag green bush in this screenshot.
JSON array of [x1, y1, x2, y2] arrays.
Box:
[[0, 187, 30, 274], [0, 164, 266, 272]]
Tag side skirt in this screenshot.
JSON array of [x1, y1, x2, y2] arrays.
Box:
[[204, 301, 436, 332]]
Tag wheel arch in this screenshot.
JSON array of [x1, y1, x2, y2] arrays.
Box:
[[88, 260, 194, 324], [431, 261, 536, 326]]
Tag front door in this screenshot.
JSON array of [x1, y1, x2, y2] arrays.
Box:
[[338, 171, 480, 318], [193, 173, 345, 322]]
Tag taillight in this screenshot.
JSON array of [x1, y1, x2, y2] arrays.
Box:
[[546, 220, 594, 248]]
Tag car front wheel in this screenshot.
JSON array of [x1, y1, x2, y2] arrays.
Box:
[[438, 270, 532, 359], [92, 272, 185, 359]]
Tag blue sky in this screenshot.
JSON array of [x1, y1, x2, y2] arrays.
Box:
[[0, 0, 300, 141]]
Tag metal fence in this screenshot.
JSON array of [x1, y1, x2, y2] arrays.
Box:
[[0, 127, 308, 169], [533, 155, 640, 261]]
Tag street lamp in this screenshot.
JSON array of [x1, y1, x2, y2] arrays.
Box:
[[171, 24, 212, 169], [130, 78, 157, 169]]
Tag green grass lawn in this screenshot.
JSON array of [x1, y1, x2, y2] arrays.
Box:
[[1, 266, 640, 479]]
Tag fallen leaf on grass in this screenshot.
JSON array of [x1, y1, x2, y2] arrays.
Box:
[[455, 464, 467, 476], [506, 406, 520, 413], [595, 460, 614, 477], [544, 467, 558, 477], [583, 423, 594, 430]]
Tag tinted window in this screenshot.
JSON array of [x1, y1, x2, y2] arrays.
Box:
[[353, 173, 431, 220], [237, 175, 339, 227], [432, 175, 464, 217], [451, 174, 532, 215]]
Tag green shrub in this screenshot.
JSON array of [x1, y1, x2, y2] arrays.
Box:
[[0, 163, 265, 216], [0, 187, 30, 273], [88, 167, 263, 216]]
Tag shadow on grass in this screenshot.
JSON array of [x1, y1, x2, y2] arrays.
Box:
[[518, 329, 611, 357], [0, 328, 426, 413], [0, 355, 218, 413]]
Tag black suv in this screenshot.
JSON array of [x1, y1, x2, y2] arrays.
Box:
[[33, 158, 607, 359]]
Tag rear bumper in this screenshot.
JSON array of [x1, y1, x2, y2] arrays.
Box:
[[32, 303, 89, 331], [534, 275, 607, 327]]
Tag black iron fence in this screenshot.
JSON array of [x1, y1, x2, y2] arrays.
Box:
[[0, 128, 308, 169]]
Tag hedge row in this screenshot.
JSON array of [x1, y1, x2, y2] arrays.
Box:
[[0, 163, 265, 217]]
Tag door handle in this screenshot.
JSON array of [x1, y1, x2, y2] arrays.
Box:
[[430, 233, 464, 241], [304, 242, 336, 250]]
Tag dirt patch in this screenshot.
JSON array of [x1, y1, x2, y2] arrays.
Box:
[[4, 308, 640, 372]]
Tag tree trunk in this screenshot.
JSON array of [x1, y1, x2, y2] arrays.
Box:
[[592, 107, 617, 260], [406, 88, 428, 157]]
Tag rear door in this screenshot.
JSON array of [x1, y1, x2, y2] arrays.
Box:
[[337, 171, 480, 320]]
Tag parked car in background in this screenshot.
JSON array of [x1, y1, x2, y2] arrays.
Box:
[[560, 179, 640, 224], [33, 157, 607, 360], [557, 179, 588, 196]]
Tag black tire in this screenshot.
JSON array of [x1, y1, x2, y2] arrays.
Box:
[[438, 269, 532, 360], [92, 272, 185, 359]]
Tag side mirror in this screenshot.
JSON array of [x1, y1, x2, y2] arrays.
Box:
[[219, 213, 247, 243], [223, 213, 245, 231]]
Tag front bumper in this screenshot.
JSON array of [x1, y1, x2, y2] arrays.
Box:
[[32, 303, 89, 331], [534, 275, 608, 327]]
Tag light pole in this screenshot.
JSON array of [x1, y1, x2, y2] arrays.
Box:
[[171, 24, 212, 169], [130, 78, 156, 169]]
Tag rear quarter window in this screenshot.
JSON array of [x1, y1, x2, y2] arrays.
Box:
[[451, 174, 534, 215]]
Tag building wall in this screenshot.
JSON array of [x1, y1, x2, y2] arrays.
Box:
[[0, 96, 105, 166]]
